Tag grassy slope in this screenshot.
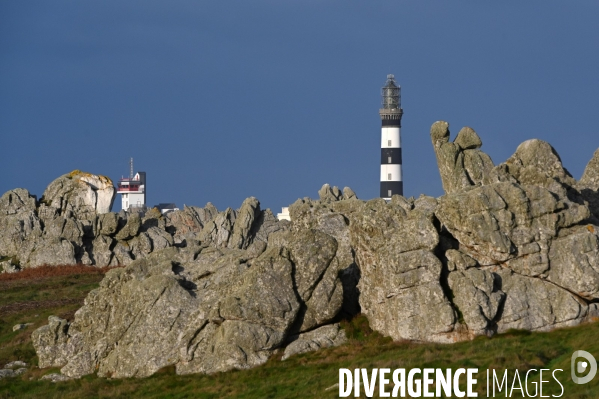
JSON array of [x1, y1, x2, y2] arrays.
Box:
[[0, 269, 598, 399]]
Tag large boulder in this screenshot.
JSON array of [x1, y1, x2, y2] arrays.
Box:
[[435, 176, 596, 303], [31, 316, 73, 368], [545, 228, 599, 299], [40, 170, 115, 219], [97, 212, 119, 236], [251, 208, 289, 244], [436, 182, 589, 263], [282, 324, 347, 360], [24, 237, 77, 267], [318, 183, 342, 202], [0, 188, 84, 267], [89, 235, 114, 266], [0, 187, 91, 268], [496, 139, 576, 191]]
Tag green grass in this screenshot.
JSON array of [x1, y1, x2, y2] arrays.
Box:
[[1, 271, 599, 398], [0, 273, 105, 368]]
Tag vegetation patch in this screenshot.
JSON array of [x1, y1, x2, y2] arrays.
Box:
[[0, 264, 119, 283]]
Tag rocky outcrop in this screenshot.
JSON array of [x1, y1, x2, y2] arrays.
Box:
[[0, 188, 37, 216], [23, 121, 599, 379], [431, 121, 599, 336], [287, 196, 361, 317], [28, 184, 344, 378], [0, 171, 289, 269], [26, 238, 77, 267], [229, 197, 260, 249], [33, 316, 73, 369], [318, 183, 358, 202], [0, 171, 117, 267], [0, 189, 43, 264], [32, 234, 343, 378]]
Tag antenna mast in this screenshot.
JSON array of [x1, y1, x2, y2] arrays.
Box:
[[130, 157, 134, 179]]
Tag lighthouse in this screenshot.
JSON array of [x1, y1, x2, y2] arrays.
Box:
[[379, 74, 403, 200]]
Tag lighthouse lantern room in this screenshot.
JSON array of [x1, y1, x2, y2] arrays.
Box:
[[379, 74, 404, 200], [117, 158, 146, 211]]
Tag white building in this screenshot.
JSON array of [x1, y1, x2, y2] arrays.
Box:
[[117, 168, 146, 211], [277, 207, 290, 221]]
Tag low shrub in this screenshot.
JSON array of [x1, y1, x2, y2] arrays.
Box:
[[0, 264, 121, 282]]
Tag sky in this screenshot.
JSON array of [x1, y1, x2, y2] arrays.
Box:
[[1, 1, 599, 213]]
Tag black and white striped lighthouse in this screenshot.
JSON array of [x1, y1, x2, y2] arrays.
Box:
[[379, 74, 403, 200]]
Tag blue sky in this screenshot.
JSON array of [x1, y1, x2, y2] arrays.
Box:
[[1, 1, 598, 212]]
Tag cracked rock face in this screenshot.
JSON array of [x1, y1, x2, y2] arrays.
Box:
[[494, 267, 592, 332], [349, 199, 457, 342], [0, 189, 42, 263], [447, 267, 504, 335]]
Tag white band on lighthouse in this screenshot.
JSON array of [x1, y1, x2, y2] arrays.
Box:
[[381, 127, 401, 148], [380, 164, 402, 182]]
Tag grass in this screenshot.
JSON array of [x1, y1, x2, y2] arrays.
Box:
[[0, 266, 598, 398]]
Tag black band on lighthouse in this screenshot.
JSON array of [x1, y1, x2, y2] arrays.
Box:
[[381, 148, 402, 164], [382, 119, 401, 127], [380, 181, 403, 198]]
